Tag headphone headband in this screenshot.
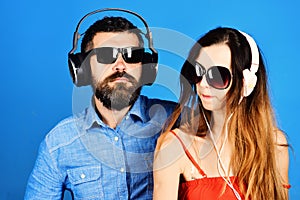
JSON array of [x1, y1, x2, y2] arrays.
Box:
[[69, 8, 156, 55], [239, 31, 259, 73]]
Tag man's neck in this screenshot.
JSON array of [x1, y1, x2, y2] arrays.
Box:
[[94, 96, 131, 129]]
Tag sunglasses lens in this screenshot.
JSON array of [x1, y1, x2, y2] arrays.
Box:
[[94, 47, 144, 64], [95, 47, 117, 64], [193, 62, 205, 84], [123, 47, 144, 63], [207, 66, 231, 89]]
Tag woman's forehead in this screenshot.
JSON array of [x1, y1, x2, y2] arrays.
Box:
[[196, 44, 231, 69]]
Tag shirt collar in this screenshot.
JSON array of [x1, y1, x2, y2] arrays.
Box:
[[127, 95, 147, 123], [83, 95, 147, 130]]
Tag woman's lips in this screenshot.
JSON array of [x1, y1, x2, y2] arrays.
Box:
[[201, 94, 213, 100]]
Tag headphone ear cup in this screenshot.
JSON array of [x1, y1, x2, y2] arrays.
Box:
[[141, 52, 158, 85], [242, 69, 257, 97], [68, 52, 91, 86]]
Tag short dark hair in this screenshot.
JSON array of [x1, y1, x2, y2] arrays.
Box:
[[81, 16, 144, 52]]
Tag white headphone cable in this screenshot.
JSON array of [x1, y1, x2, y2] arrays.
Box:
[[202, 109, 242, 200]]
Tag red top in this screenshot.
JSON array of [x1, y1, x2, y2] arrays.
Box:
[[171, 130, 291, 199], [179, 176, 244, 200], [171, 130, 245, 200]]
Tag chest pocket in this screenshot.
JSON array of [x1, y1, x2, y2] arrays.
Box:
[[67, 165, 104, 199]]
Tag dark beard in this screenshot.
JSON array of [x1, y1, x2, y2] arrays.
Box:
[[94, 72, 141, 111]]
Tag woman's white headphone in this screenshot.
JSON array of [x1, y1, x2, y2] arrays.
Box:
[[239, 31, 260, 97]]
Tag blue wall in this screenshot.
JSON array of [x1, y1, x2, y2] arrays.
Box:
[[0, 0, 299, 199]]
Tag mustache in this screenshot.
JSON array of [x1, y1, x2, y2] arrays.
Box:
[[106, 71, 136, 83]]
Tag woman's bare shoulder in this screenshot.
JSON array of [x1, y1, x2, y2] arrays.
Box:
[[274, 129, 289, 148], [154, 129, 190, 170], [156, 129, 180, 150]]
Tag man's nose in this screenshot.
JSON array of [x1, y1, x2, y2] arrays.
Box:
[[112, 53, 126, 72]]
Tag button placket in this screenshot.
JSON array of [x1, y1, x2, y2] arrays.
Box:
[[111, 129, 126, 175]]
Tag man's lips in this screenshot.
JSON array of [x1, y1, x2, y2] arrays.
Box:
[[113, 77, 129, 82]]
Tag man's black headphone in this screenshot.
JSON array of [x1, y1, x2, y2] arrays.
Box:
[[68, 8, 158, 87]]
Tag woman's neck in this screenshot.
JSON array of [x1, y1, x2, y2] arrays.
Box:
[[210, 109, 226, 135]]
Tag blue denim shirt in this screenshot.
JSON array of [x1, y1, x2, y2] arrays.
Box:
[[25, 95, 176, 200]]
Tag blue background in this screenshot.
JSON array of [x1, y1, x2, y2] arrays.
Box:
[[0, 0, 299, 199]]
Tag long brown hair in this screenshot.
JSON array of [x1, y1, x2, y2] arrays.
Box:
[[164, 27, 288, 199]]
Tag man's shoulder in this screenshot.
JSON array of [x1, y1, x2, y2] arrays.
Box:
[[139, 95, 177, 109], [138, 95, 177, 122], [44, 113, 86, 152]]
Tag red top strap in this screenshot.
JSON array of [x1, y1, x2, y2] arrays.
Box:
[[170, 130, 207, 178]]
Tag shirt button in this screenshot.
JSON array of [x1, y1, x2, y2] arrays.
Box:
[[114, 136, 119, 141], [80, 173, 86, 179], [120, 168, 125, 172], [125, 115, 129, 120]]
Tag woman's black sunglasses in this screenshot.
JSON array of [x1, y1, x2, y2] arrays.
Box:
[[193, 61, 232, 90], [89, 47, 145, 64]]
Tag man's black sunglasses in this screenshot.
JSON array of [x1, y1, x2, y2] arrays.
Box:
[[89, 47, 145, 64]]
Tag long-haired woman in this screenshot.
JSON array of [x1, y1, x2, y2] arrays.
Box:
[[153, 27, 290, 200]]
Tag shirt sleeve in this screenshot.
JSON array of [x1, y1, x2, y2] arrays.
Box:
[[24, 139, 64, 200]]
